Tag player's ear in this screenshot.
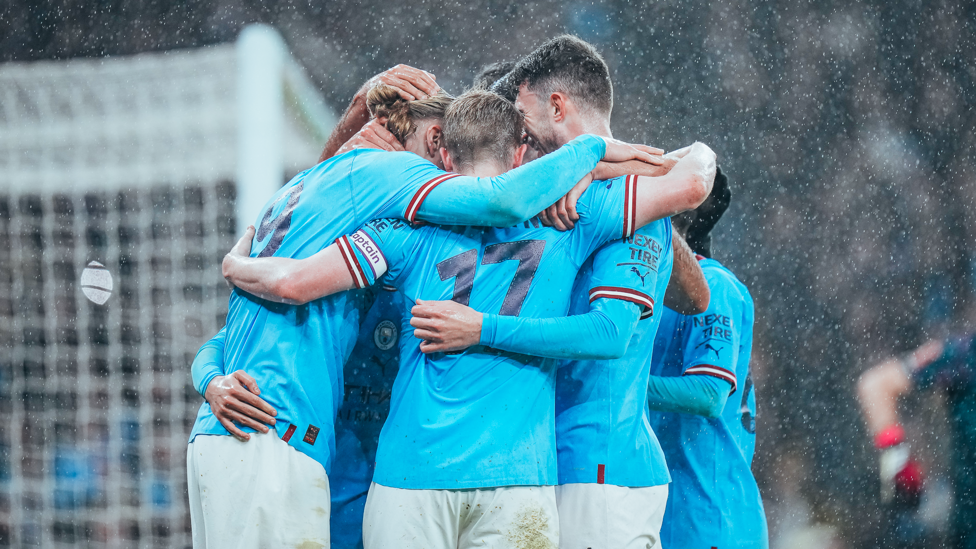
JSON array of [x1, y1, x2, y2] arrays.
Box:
[[550, 92, 569, 123], [512, 143, 528, 168], [425, 124, 443, 159], [441, 148, 455, 172]]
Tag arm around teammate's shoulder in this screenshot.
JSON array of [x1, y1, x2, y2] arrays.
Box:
[[632, 142, 717, 230], [221, 226, 359, 305]]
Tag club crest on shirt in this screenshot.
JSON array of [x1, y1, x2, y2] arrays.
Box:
[[374, 319, 398, 351]]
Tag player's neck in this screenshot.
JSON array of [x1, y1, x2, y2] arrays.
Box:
[[462, 161, 507, 178], [566, 118, 613, 141]]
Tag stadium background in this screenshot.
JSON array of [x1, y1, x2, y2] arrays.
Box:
[[1, 0, 974, 547]]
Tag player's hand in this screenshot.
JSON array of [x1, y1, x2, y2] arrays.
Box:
[[222, 225, 255, 289], [358, 64, 439, 101], [669, 142, 717, 196], [204, 371, 278, 442], [336, 119, 404, 155], [539, 174, 593, 231], [410, 299, 482, 353], [591, 157, 677, 181], [601, 137, 664, 165], [875, 425, 925, 506]]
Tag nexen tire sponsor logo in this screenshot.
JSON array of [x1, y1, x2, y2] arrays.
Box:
[[351, 231, 388, 279]]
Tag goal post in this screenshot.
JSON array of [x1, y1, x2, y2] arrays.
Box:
[[0, 24, 335, 548]]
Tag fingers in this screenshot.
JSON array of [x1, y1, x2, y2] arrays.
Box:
[[630, 147, 662, 165], [383, 76, 426, 101], [214, 412, 250, 441], [538, 206, 555, 227], [223, 406, 271, 433], [412, 327, 441, 343], [633, 144, 665, 156], [235, 370, 260, 395], [419, 340, 448, 354], [552, 197, 574, 231], [378, 65, 440, 100], [231, 226, 255, 256], [369, 123, 405, 152], [389, 65, 439, 96], [563, 193, 580, 225], [226, 398, 276, 429]]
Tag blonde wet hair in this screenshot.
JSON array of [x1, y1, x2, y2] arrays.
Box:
[[366, 84, 455, 145]]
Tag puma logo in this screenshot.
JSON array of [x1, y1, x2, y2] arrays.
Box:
[[630, 267, 650, 286]]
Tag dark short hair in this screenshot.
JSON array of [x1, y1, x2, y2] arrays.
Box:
[[471, 61, 516, 91], [443, 90, 524, 170], [493, 35, 613, 116]]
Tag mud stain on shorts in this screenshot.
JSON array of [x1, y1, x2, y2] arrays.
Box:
[[505, 504, 555, 549], [293, 541, 325, 549]]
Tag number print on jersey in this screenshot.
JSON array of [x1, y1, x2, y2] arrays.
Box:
[[482, 240, 546, 316], [436, 249, 477, 306], [435, 240, 546, 316], [739, 370, 757, 434], [255, 181, 304, 258]]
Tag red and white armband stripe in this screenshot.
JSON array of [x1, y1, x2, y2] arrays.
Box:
[[622, 174, 638, 238], [683, 364, 737, 393], [589, 286, 654, 319], [404, 173, 461, 223], [336, 231, 389, 289]]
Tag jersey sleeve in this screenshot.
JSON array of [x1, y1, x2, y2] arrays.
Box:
[[585, 217, 672, 319], [335, 218, 420, 289], [567, 174, 641, 262], [191, 327, 227, 397], [479, 298, 641, 360], [413, 134, 607, 226], [678, 269, 742, 393]]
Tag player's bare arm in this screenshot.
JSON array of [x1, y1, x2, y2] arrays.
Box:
[[856, 339, 944, 435], [205, 371, 278, 442], [663, 231, 711, 314], [318, 64, 439, 162], [539, 142, 667, 231], [221, 226, 357, 305]]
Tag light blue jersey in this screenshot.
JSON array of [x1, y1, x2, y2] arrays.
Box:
[[339, 177, 639, 489], [331, 288, 402, 549], [555, 216, 674, 487], [648, 257, 768, 549], [188, 135, 608, 473]]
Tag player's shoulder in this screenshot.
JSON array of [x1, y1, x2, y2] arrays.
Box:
[[701, 258, 752, 304], [632, 216, 672, 244], [580, 176, 628, 203]]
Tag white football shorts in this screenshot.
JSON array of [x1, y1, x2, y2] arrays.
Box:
[[363, 482, 559, 549], [186, 430, 331, 549], [555, 482, 668, 549]]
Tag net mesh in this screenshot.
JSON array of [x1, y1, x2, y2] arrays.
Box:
[[0, 25, 332, 547], [0, 184, 237, 547]]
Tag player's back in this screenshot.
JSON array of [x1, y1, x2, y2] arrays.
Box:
[[330, 287, 404, 549], [555, 218, 674, 487], [190, 149, 445, 473], [648, 258, 766, 549], [345, 178, 634, 490]]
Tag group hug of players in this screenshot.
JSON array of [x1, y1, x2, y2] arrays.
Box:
[[186, 35, 767, 549]]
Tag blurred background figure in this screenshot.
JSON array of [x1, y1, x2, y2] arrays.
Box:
[[858, 335, 976, 548], [1, 0, 974, 547]]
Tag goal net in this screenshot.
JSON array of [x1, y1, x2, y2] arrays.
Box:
[[0, 25, 335, 547]]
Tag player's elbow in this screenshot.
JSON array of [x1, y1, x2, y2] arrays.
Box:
[[857, 365, 891, 405], [594, 332, 630, 360], [680, 172, 712, 212], [271, 275, 312, 306], [701, 393, 728, 418]]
